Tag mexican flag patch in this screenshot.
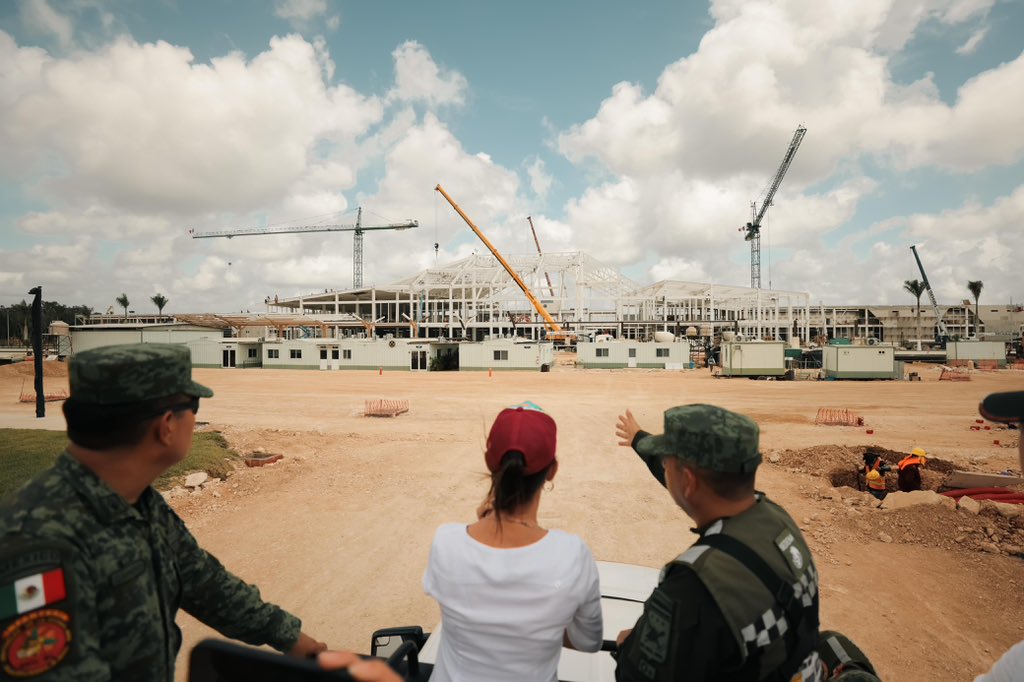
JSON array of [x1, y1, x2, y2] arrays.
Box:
[[0, 568, 66, 619]]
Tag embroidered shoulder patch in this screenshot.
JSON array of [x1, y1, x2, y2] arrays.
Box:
[[1, 609, 71, 677], [637, 588, 674, 666], [775, 530, 804, 573]]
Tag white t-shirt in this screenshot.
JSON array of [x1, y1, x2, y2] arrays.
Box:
[[423, 522, 603, 682], [976, 640, 1024, 682]]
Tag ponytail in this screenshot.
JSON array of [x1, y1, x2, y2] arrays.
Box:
[[487, 450, 554, 529]]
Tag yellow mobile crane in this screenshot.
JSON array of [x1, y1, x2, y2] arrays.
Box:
[[435, 184, 574, 344]]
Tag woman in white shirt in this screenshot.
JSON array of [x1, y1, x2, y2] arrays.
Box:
[[423, 401, 603, 682]]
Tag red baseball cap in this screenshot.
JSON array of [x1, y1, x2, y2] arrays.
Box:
[[485, 401, 557, 475]]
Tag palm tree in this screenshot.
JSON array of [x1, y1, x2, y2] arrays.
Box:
[[115, 293, 130, 318], [151, 293, 168, 315], [903, 279, 926, 350], [967, 280, 983, 339]]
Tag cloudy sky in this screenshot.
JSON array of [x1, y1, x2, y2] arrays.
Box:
[[1, 0, 1022, 315]]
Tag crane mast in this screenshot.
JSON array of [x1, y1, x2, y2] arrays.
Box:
[[435, 184, 570, 342], [909, 244, 950, 343], [742, 125, 806, 289], [189, 210, 418, 289]]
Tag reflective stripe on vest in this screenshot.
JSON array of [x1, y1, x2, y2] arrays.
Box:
[[865, 470, 885, 490]]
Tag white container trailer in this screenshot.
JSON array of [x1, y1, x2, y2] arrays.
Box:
[[185, 338, 262, 368], [262, 340, 321, 370], [459, 340, 554, 371], [719, 341, 785, 378], [577, 341, 691, 369], [946, 341, 1007, 366], [70, 324, 220, 354], [823, 344, 897, 379]]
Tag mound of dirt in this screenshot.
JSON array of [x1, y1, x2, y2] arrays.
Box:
[[772, 444, 960, 493], [0, 360, 68, 378], [806, 485, 1024, 558]]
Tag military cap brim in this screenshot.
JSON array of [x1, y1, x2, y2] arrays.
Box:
[[636, 404, 762, 474]]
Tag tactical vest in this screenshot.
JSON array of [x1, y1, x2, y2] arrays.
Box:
[[668, 496, 821, 681]]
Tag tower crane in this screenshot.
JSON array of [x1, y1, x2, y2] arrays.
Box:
[[435, 184, 573, 344], [741, 125, 806, 289], [189, 208, 418, 289], [910, 244, 950, 345]]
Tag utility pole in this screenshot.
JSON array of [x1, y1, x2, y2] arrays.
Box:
[[29, 286, 43, 418]]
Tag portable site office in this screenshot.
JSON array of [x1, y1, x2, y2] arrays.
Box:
[[822, 344, 899, 379], [718, 341, 786, 378], [576, 341, 692, 369], [260, 338, 552, 372], [946, 341, 1007, 367]]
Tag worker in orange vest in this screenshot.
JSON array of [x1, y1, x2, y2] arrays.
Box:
[[862, 452, 891, 500], [897, 447, 928, 492]]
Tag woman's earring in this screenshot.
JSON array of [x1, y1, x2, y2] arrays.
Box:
[[545, 481, 554, 492]]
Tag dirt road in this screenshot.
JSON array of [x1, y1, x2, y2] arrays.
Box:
[[2, 361, 1022, 680]]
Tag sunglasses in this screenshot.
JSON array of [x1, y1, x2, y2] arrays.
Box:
[[165, 396, 200, 416]]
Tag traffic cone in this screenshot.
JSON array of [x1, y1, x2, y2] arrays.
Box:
[[378, 367, 383, 376], [488, 367, 493, 377]]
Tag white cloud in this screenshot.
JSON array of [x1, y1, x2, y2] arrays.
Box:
[[19, 0, 73, 50], [526, 157, 553, 199], [955, 26, 988, 55], [274, 0, 327, 22], [388, 41, 467, 107], [0, 32, 382, 213]]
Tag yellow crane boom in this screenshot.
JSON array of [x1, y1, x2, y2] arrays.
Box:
[[434, 184, 570, 342]]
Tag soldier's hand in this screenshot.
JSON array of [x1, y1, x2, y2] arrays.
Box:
[[289, 631, 327, 658], [319, 651, 402, 682], [616, 628, 633, 646], [616, 409, 642, 447]]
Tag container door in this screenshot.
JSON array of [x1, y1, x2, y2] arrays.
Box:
[[627, 347, 637, 368]]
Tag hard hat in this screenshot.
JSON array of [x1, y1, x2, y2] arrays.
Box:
[[911, 447, 926, 458]]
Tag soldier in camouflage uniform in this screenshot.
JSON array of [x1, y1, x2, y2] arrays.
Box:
[[0, 344, 326, 681], [613, 405, 824, 682]]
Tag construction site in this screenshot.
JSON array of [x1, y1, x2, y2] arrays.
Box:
[[1, 357, 1021, 681], [4, 133, 1023, 682]]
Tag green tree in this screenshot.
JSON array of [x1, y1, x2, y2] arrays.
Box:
[[967, 280, 983, 339], [115, 293, 130, 318], [151, 293, 168, 315], [903, 279, 926, 350]]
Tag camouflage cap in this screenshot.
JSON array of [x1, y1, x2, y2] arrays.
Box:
[[636, 404, 761, 473], [69, 343, 213, 405]]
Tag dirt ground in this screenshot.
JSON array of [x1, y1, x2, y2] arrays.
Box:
[[1, 360, 1023, 681]]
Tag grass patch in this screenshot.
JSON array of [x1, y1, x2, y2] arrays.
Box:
[[0, 429, 239, 499], [156, 432, 238, 489]]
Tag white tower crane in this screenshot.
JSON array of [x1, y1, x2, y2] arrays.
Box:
[[741, 126, 806, 289], [189, 208, 418, 289]]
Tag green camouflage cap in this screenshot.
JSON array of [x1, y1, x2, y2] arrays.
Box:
[[70, 343, 213, 405], [636, 404, 761, 473]]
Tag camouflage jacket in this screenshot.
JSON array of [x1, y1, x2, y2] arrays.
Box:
[[0, 452, 301, 681]]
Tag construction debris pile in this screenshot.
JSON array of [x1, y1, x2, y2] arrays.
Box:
[[771, 444, 1024, 559]]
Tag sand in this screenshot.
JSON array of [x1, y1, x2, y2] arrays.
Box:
[[1, 359, 1021, 681]]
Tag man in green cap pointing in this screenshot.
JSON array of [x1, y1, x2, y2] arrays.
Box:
[[0, 344, 326, 681], [613, 405, 823, 681]]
